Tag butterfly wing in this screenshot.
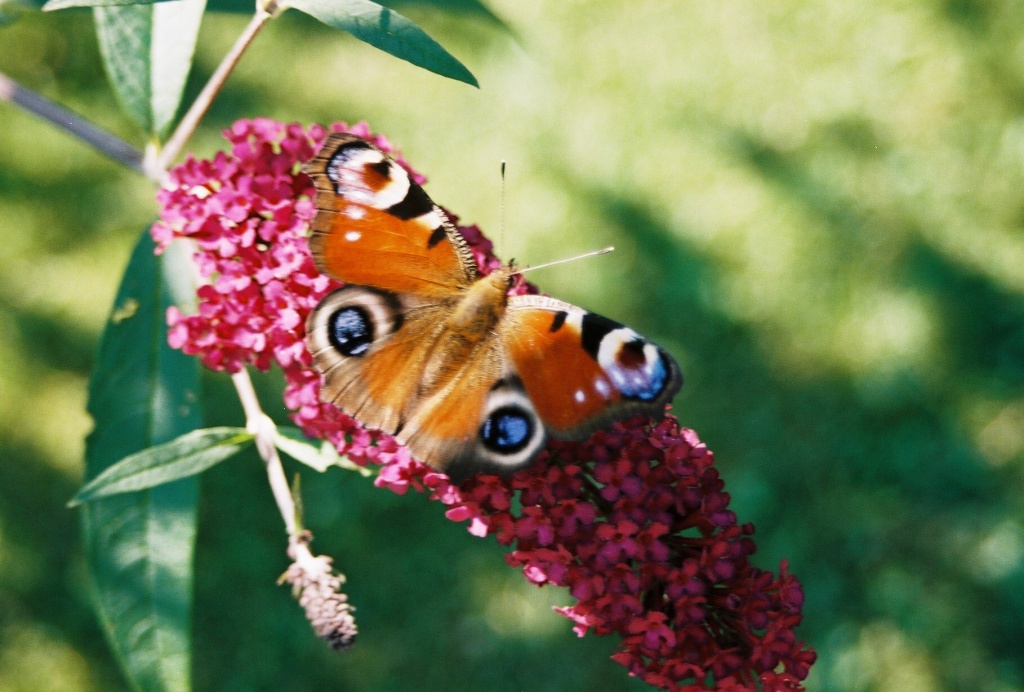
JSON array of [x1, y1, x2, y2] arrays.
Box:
[[306, 285, 447, 434], [303, 133, 478, 297], [304, 133, 483, 451], [501, 294, 682, 440], [306, 285, 682, 478], [395, 339, 547, 481], [306, 283, 546, 481]]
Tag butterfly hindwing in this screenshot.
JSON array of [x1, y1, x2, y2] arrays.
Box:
[[306, 283, 546, 481], [396, 345, 546, 481], [303, 133, 478, 298], [306, 285, 447, 434], [501, 295, 682, 440]]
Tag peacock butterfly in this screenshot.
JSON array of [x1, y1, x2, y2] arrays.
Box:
[[303, 134, 682, 481]]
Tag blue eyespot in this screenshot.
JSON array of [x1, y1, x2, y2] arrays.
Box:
[[480, 406, 533, 453], [329, 306, 373, 357], [634, 355, 667, 401], [608, 344, 668, 401]]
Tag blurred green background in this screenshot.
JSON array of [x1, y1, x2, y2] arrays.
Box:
[[2, 1, 1023, 690]]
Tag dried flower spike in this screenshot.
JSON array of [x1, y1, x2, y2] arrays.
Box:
[[283, 534, 358, 651]]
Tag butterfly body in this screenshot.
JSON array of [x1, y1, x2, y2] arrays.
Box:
[[304, 134, 682, 480]]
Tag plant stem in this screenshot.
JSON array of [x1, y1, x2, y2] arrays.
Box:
[[3, 6, 305, 562], [3, 10, 299, 544], [232, 368, 298, 538], [0, 71, 146, 176], [156, 8, 273, 172]]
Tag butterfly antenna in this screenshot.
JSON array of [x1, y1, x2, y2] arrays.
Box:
[[499, 160, 507, 256], [512, 246, 615, 276]]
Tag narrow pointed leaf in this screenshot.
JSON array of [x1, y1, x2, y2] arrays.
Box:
[[72, 427, 253, 505], [86, 0, 206, 137], [287, 0, 478, 87], [81, 232, 201, 692], [379, 0, 514, 36], [205, 0, 252, 13], [274, 426, 371, 475], [46, 0, 179, 7], [12, 0, 46, 9], [273, 426, 335, 472], [0, 0, 33, 24]]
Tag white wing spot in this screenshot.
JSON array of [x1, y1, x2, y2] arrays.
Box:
[[328, 148, 408, 208], [415, 209, 442, 229], [344, 231, 361, 242], [594, 377, 612, 399], [346, 207, 366, 220], [574, 389, 586, 404]]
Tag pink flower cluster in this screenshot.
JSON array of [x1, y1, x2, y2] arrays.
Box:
[[446, 425, 815, 688], [152, 119, 816, 690]]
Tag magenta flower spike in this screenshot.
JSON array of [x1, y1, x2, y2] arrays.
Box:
[[152, 119, 816, 690]]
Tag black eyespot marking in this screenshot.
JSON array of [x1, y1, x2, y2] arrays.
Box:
[[368, 159, 391, 178], [580, 312, 621, 359], [328, 306, 374, 357], [549, 310, 568, 333], [480, 406, 533, 454], [427, 226, 447, 249], [387, 183, 434, 220]]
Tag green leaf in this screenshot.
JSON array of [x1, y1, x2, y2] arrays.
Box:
[[273, 426, 335, 472], [379, 0, 513, 36], [0, 0, 35, 24], [46, 0, 177, 7], [81, 0, 206, 138], [72, 427, 253, 505], [81, 232, 201, 692], [274, 426, 371, 476], [289, 473, 305, 533], [205, 0, 253, 13], [287, 0, 478, 87]]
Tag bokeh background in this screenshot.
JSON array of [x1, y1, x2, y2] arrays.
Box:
[[2, 1, 1023, 690]]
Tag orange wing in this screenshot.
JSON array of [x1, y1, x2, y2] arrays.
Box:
[[307, 285, 547, 481], [306, 287, 447, 434], [501, 295, 682, 440], [397, 338, 547, 481], [303, 133, 477, 298]]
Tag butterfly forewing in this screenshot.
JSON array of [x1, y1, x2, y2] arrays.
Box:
[[304, 133, 478, 298]]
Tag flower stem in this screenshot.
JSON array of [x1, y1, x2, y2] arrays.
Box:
[[233, 369, 355, 647], [0, 71, 146, 176], [232, 368, 298, 537], [156, 8, 273, 172]]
